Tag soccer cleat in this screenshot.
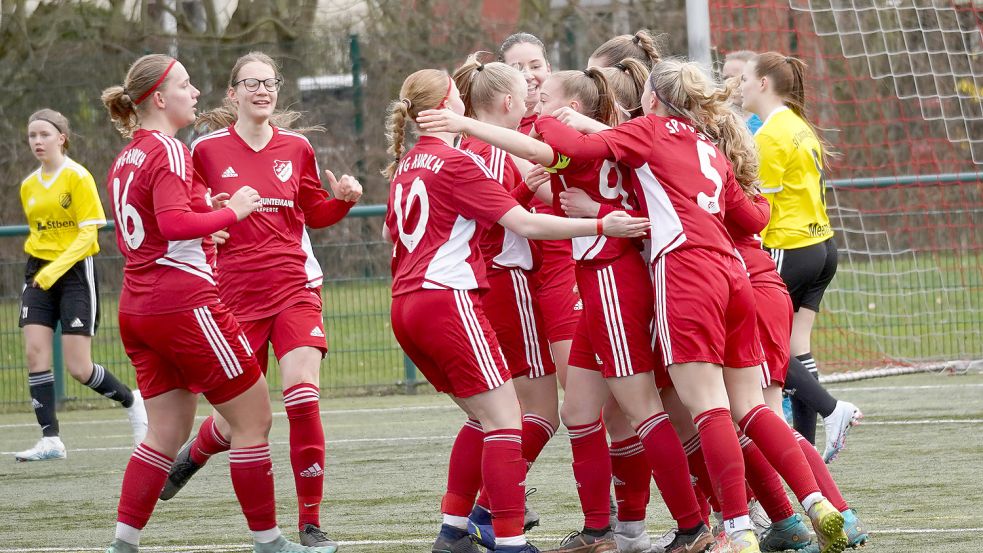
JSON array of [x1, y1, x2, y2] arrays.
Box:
[[299, 525, 338, 550], [254, 535, 336, 553], [467, 505, 495, 550], [126, 390, 148, 446], [663, 523, 715, 553], [158, 441, 202, 500], [712, 530, 761, 553], [609, 495, 619, 529], [650, 528, 678, 553], [781, 395, 794, 425], [841, 509, 868, 548], [613, 520, 651, 553], [105, 539, 139, 553], [496, 543, 542, 553], [525, 488, 542, 532], [822, 401, 862, 463], [543, 530, 617, 552], [758, 515, 812, 551], [806, 500, 848, 553], [432, 524, 479, 553], [14, 436, 66, 462], [748, 500, 771, 537]]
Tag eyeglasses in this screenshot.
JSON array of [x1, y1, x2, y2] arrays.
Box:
[[233, 77, 283, 92]]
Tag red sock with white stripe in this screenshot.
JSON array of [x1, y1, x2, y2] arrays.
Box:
[[609, 436, 650, 522], [475, 413, 556, 511], [443, 419, 484, 524], [636, 413, 703, 530], [694, 483, 711, 525], [794, 430, 849, 512], [283, 383, 325, 530], [189, 415, 231, 465], [693, 408, 749, 531], [483, 429, 526, 547], [739, 404, 822, 509], [115, 444, 173, 544], [229, 444, 279, 537], [683, 436, 719, 514], [738, 432, 795, 521], [568, 419, 613, 530]]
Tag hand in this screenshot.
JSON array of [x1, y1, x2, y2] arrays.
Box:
[[212, 229, 230, 245], [553, 107, 608, 133], [416, 109, 471, 134], [559, 188, 601, 218], [228, 186, 262, 221], [599, 211, 649, 238], [209, 191, 230, 210], [325, 169, 363, 202], [524, 164, 550, 192]]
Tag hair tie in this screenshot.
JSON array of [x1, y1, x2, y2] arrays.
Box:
[[401, 98, 412, 110], [785, 56, 792, 63], [632, 34, 642, 45], [582, 69, 592, 77], [34, 117, 64, 134], [134, 59, 177, 106], [614, 62, 627, 72], [476, 63, 485, 72]]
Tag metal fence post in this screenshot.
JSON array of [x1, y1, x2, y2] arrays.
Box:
[[403, 352, 417, 395], [53, 323, 65, 406]]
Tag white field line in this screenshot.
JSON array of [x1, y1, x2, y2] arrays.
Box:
[[2, 528, 982, 552], [828, 383, 983, 392], [862, 419, 983, 426]]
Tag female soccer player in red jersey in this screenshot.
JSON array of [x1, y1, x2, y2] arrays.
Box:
[[101, 54, 328, 553], [386, 68, 648, 553], [450, 53, 559, 546], [508, 58, 851, 553], [157, 52, 361, 550], [418, 67, 713, 553]]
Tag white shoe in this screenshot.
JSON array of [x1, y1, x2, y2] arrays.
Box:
[[749, 499, 772, 536], [613, 519, 651, 552], [126, 391, 148, 446], [15, 436, 67, 462], [822, 400, 863, 463]]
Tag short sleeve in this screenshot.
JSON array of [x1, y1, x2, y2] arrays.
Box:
[[70, 168, 107, 228], [755, 131, 787, 195], [450, 159, 520, 227]]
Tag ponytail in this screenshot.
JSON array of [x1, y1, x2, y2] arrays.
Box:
[[590, 29, 663, 70], [601, 58, 649, 119], [583, 68, 619, 128], [384, 100, 410, 180], [452, 51, 521, 118], [102, 54, 175, 138], [383, 69, 451, 180]]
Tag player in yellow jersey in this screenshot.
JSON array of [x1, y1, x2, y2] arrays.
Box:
[[16, 109, 147, 462]]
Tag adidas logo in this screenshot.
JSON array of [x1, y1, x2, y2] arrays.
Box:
[[32, 399, 42, 409], [70, 317, 84, 328], [222, 166, 239, 178], [300, 462, 324, 478], [573, 299, 584, 311], [310, 326, 325, 338], [612, 476, 626, 486]]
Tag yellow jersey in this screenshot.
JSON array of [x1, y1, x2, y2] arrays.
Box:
[[755, 106, 834, 249], [20, 156, 106, 289]]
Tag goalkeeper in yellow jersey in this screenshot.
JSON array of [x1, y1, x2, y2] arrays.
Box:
[[16, 109, 147, 462]]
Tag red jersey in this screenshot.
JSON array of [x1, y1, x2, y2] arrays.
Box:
[[386, 136, 519, 296], [723, 180, 786, 288], [191, 125, 353, 320], [108, 129, 230, 315], [461, 137, 537, 271], [536, 117, 639, 263], [537, 114, 739, 262]]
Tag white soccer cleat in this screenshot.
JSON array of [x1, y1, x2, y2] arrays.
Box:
[[126, 390, 149, 446], [15, 436, 67, 462], [613, 519, 652, 552], [822, 401, 863, 463]]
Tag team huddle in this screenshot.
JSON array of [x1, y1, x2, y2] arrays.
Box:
[[13, 25, 864, 553]]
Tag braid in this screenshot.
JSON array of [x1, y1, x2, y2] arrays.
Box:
[[384, 101, 409, 180]]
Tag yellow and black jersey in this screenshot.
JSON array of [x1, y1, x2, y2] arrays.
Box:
[[755, 106, 834, 250], [20, 157, 106, 289]]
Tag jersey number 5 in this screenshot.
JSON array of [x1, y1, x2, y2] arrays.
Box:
[[393, 177, 429, 252], [696, 140, 723, 214], [112, 171, 145, 250]]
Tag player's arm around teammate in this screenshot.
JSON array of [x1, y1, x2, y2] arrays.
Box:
[[15, 109, 148, 462]]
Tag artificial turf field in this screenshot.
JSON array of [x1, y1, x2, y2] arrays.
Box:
[[1, 371, 980, 552]]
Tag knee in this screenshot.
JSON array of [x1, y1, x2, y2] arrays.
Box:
[[65, 361, 92, 382], [24, 344, 50, 372], [559, 399, 598, 428]]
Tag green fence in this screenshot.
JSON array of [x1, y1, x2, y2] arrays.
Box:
[[0, 205, 423, 410]]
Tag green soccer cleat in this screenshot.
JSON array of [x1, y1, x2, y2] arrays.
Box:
[[806, 500, 848, 553], [105, 539, 139, 553], [841, 509, 868, 548], [759, 514, 812, 551]]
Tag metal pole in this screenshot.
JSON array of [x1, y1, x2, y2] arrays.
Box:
[[403, 354, 417, 395], [686, 0, 713, 70], [349, 34, 366, 183], [53, 323, 65, 406]]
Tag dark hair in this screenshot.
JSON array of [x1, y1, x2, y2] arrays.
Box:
[[499, 32, 548, 62], [600, 58, 649, 120], [590, 30, 662, 69]]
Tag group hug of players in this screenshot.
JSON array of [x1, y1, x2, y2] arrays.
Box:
[[12, 24, 865, 553]]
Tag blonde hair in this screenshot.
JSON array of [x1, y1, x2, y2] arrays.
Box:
[[383, 69, 452, 180], [591, 30, 662, 69], [101, 54, 175, 138], [28, 109, 71, 152], [599, 58, 649, 120], [549, 69, 619, 128], [453, 52, 523, 117], [649, 58, 759, 193], [725, 50, 757, 63], [196, 51, 316, 133]]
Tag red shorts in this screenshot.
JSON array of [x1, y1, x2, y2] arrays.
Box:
[[568, 252, 655, 378], [652, 248, 763, 369], [119, 303, 262, 404], [391, 289, 510, 398], [484, 269, 556, 379], [753, 284, 793, 387], [531, 239, 581, 343], [238, 293, 327, 374]]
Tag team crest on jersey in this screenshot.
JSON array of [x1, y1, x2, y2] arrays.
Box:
[[273, 160, 293, 182], [59, 193, 72, 208]]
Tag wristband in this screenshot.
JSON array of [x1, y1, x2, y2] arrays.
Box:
[[596, 218, 604, 236]]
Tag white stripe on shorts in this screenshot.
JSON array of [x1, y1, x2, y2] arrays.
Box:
[[597, 266, 633, 377], [653, 258, 674, 366], [193, 306, 242, 380], [84, 256, 97, 336], [453, 290, 504, 390], [510, 270, 546, 378]]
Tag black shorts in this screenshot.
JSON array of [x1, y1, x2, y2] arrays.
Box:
[[19, 256, 100, 336], [768, 238, 837, 312]]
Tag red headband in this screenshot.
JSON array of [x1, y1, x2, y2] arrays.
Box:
[[134, 59, 177, 106], [437, 75, 453, 109]]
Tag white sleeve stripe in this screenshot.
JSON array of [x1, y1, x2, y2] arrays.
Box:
[[154, 133, 188, 180], [461, 150, 496, 179], [189, 129, 230, 153], [152, 134, 179, 178]]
